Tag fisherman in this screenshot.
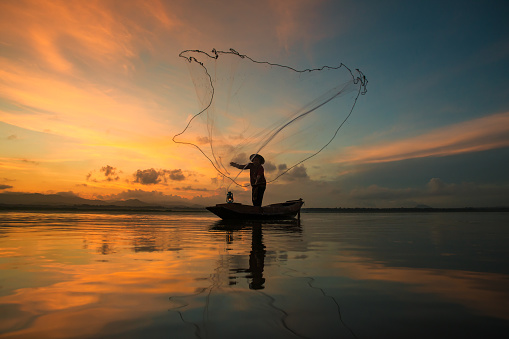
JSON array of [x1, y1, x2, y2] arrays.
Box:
[[230, 154, 266, 207]]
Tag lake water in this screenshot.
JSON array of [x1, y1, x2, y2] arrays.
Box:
[[0, 211, 508, 338]]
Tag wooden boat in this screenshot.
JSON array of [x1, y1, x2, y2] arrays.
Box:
[[206, 199, 304, 220]]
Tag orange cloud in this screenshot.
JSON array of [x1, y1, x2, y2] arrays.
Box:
[[338, 112, 509, 164], [0, 1, 183, 74]]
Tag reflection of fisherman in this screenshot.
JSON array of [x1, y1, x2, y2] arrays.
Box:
[[230, 154, 266, 207], [248, 225, 265, 289]]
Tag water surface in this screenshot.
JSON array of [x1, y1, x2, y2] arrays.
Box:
[[1, 211, 508, 338]]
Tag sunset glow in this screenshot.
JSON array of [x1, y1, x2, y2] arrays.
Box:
[[1, 0, 508, 208]]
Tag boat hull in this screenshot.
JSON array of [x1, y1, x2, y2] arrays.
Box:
[[206, 199, 304, 220]]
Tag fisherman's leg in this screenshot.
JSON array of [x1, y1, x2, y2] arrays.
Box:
[[257, 186, 266, 206], [252, 186, 260, 206]]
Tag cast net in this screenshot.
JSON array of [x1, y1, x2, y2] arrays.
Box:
[[174, 48, 367, 189]]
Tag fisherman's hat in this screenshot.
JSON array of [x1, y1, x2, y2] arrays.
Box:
[[249, 154, 265, 164]]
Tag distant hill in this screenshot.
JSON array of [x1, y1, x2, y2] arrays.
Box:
[[2, 193, 507, 212], [0, 193, 94, 206], [415, 204, 432, 209], [0, 192, 203, 210]]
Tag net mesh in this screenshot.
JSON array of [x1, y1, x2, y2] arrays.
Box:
[[174, 48, 367, 188]]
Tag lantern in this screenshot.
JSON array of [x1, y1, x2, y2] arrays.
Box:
[[226, 191, 234, 203]]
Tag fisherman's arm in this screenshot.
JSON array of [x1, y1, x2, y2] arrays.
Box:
[[230, 162, 246, 169]]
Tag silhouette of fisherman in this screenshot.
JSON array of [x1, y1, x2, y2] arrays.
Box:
[[230, 154, 266, 207]]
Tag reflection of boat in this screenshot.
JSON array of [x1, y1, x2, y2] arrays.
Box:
[[206, 199, 304, 220], [211, 219, 302, 231]]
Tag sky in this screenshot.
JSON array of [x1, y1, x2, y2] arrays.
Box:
[[1, 0, 509, 208]]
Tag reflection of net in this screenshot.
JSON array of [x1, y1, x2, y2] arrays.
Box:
[[173, 48, 367, 188]]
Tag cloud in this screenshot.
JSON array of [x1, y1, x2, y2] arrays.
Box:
[[280, 164, 309, 181], [167, 169, 185, 181], [345, 178, 509, 208], [175, 186, 210, 192], [426, 178, 481, 197], [338, 112, 509, 165], [7, 134, 17, 140], [101, 165, 117, 177], [0, 184, 13, 190], [349, 185, 418, 201], [20, 159, 39, 165], [100, 165, 120, 181], [86, 166, 187, 186], [133, 168, 160, 185], [427, 177, 446, 194], [0, 1, 182, 74], [264, 161, 277, 172], [133, 168, 186, 185], [196, 136, 210, 145], [87, 165, 121, 182], [231, 153, 249, 164]]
